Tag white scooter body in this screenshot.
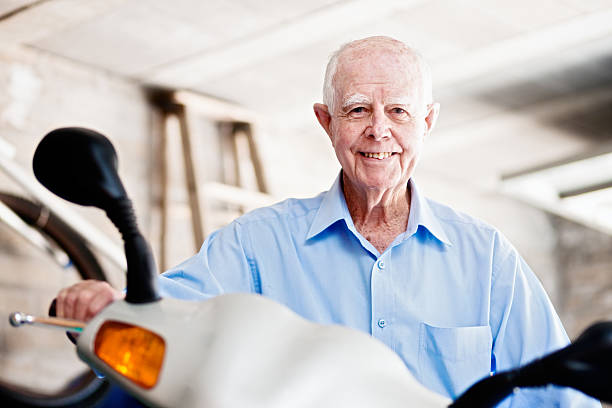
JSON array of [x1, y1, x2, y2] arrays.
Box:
[[77, 294, 451, 408]]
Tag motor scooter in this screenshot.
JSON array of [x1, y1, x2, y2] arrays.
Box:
[[9, 127, 612, 407]]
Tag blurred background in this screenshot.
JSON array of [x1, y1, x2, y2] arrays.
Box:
[[0, 0, 610, 401]]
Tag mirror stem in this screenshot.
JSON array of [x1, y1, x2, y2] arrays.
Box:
[[106, 198, 160, 304]]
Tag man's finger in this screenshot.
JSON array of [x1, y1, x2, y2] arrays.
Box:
[[73, 286, 98, 322], [85, 286, 122, 322]]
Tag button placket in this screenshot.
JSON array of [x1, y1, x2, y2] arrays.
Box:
[[371, 257, 391, 335]]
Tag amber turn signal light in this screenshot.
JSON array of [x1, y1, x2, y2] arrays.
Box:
[[94, 321, 165, 389]]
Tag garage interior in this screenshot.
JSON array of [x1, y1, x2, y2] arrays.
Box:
[[0, 0, 610, 401]]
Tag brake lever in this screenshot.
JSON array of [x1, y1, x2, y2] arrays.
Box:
[[9, 311, 85, 333]]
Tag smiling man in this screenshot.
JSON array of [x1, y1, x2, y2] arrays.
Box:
[[313, 38, 437, 255], [56, 36, 599, 406]]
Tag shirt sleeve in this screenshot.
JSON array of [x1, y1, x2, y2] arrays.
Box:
[[158, 220, 259, 300], [489, 232, 601, 407]]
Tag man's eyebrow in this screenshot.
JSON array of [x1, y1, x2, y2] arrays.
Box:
[[384, 96, 411, 105], [341, 94, 370, 110]]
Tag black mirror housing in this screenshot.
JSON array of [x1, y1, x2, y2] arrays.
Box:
[[33, 127, 160, 304]]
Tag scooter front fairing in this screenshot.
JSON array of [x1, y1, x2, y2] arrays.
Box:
[[77, 293, 452, 408]]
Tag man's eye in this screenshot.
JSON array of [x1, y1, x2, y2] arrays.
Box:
[[346, 107, 368, 118], [391, 107, 407, 115]]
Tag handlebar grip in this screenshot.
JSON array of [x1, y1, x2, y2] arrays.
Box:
[[48, 298, 77, 345]]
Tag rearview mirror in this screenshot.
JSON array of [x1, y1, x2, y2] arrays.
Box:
[[33, 127, 160, 304]]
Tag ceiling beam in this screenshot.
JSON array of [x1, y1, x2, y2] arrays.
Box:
[[0, 0, 46, 23], [142, 0, 428, 89], [433, 9, 612, 89], [559, 180, 612, 199], [0, 0, 129, 48], [502, 143, 612, 181]]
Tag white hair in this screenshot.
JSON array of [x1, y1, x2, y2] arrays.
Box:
[[322, 36, 433, 113]]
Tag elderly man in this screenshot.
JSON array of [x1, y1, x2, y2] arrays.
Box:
[[56, 36, 599, 406]]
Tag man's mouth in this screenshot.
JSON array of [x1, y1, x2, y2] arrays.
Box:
[[359, 152, 396, 160]]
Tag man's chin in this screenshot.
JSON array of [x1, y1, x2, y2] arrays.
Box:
[[355, 177, 404, 193]]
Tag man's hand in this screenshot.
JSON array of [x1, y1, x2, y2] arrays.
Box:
[[56, 280, 123, 322]]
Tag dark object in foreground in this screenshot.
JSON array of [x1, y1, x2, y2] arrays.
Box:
[[451, 321, 612, 407], [33, 127, 160, 304]]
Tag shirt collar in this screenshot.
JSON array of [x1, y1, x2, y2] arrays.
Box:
[[306, 173, 452, 246], [406, 179, 453, 246], [306, 173, 350, 240]]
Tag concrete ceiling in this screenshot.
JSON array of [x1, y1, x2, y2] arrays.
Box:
[[1, 0, 612, 232]]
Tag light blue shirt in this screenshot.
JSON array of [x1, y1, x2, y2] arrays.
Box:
[[160, 174, 599, 407]]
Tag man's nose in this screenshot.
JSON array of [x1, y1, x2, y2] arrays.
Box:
[[367, 109, 391, 140]]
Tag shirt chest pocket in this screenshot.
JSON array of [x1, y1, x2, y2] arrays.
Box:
[[418, 323, 492, 398]]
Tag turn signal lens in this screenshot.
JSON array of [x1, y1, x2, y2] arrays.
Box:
[[94, 321, 165, 389]]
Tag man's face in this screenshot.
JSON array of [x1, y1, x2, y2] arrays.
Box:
[[319, 48, 437, 195]]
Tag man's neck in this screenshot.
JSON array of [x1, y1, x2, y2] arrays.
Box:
[[342, 174, 411, 254]]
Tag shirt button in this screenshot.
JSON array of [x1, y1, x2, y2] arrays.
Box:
[[377, 260, 385, 270], [378, 319, 387, 328]]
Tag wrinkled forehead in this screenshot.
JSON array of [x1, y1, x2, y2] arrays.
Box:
[[334, 47, 427, 101]]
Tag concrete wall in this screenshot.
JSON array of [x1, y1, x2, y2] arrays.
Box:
[[551, 215, 612, 337]]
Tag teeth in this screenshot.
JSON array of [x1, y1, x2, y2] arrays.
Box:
[[363, 152, 392, 160]]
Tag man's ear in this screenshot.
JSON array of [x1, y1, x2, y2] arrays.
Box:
[[424, 102, 440, 135], [313, 103, 333, 139]]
